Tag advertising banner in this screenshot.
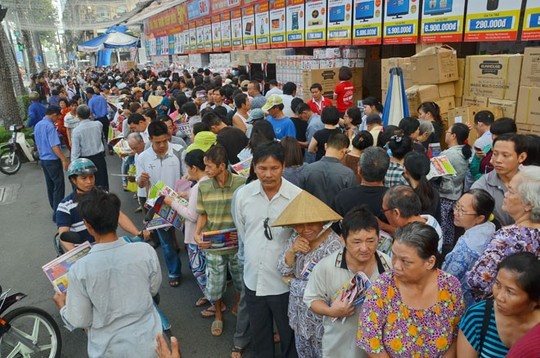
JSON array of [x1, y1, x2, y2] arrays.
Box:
[[286, 0, 305, 47], [203, 18, 212, 52], [156, 37, 163, 55], [255, 2, 271, 49], [212, 18, 222, 52], [168, 35, 175, 54], [231, 9, 244, 50], [187, 0, 210, 20], [305, 0, 327, 46], [327, 0, 353, 46], [183, 27, 191, 54], [522, 0, 540, 40], [465, 0, 522, 42], [174, 33, 183, 54], [270, 0, 287, 47], [147, 7, 183, 37], [211, 0, 241, 14], [383, 0, 420, 44], [352, 0, 383, 45], [196, 19, 205, 52], [221, 12, 232, 51], [421, 0, 466, 43], [242, 6, 256, 50]]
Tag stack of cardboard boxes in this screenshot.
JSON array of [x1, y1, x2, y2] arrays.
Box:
[[516, 48, 540, 135]]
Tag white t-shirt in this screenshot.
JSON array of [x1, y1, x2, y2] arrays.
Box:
[[422, 214, 444, 253]]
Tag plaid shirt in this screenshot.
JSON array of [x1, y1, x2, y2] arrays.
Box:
[[384, 161, 408, 188]]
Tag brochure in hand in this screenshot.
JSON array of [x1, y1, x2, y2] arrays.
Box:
[[427, 155, 457, 180], [230, 157, 252, 178], [329, 271, 371, 323], [145, 181, 188, 231], [42, 241, 92, 293], [202, 228, 238, 252]]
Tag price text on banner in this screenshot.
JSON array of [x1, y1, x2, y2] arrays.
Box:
[[465, 0, 522, 42], [420, 0, 466, 43], [286, 0, 305, 47], [523, 0, 540, 40], [352, 0, 383, 45], [383, 0, 419, 44]]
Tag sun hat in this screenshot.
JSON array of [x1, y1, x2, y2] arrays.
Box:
[[272, 191, 342, 227], [240, 80, 250, 88], [262, 94, 283, 112], [132, 87, 143, 94], [186, 131, 217, 153]]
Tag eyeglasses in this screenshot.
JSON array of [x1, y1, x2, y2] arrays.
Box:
[[381, 207, 394, 214], [264, 217, 273, 241], [453, 203, 477, 217]]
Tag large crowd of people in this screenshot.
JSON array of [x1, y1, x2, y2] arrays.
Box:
[[25, 65, 540, 357]]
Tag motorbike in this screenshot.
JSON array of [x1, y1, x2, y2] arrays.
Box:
[[0, 124, 39, 175], [0, 285, 62, 357]]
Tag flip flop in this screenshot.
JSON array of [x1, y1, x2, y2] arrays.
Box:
[[169, 278, 181, 287], [231, 346, 243, 358], [195, 297, 209, 307], [200, 304, 227, 318], [211, 319, 223, 336], [231, 304, 238, 317]]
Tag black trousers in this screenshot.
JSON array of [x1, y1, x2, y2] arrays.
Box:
[[94, 116, 109, 149], [81, 153, 109, 191], [244, 285, 298, 358]]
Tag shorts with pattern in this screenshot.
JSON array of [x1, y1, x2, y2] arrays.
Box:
[[205, 251, 243, 302]]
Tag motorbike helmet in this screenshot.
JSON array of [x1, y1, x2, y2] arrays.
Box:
[[67, 158, 98, 178]]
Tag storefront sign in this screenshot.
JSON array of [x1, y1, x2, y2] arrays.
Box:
[[465, 0, 522, 42], [212, 18, 222, 52], [383, 0, 419, 44], [327, 0, 353, 46], [286, 0, 305, 47], [305, 0, 327, 46], [187, 0, 210, 20], [269, 0, 287, 47], [255, 2, 271, 49], [352, 0, 383, 45], [221, 12, 233, 51], [522, 0, 540, 40], [146, 7, 183, 37], [242, 6, 256, 50], [231, 9, 244, 50], [421, 0, 465, 43], [211, 0, 241, 14]]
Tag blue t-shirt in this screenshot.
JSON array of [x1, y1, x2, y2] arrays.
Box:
[[88, 94, 108, 118], [27, 102, 47, 127], [34, 117, 61, 160], [56, 191, 94, 245], [265, 116, 296, 140]]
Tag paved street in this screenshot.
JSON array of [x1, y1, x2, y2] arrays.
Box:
[[0, 154, 253, 358]]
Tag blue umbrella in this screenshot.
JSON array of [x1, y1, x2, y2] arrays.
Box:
[[382, 67, 409, 127]]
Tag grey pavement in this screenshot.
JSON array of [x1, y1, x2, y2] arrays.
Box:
[[0, 155, 257, 358]]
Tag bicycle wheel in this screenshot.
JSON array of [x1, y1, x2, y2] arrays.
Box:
[[0, 306, 62, 358], [0, 149, 22, 175]]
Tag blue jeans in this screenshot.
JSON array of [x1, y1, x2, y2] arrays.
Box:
[[41, 159, 65, 213], [156, 228, 182, 279]]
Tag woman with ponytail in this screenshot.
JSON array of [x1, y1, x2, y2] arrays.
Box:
[[438, 123, 472, 252], [418, 102, 444, 146], [404, 152, 441, 221]]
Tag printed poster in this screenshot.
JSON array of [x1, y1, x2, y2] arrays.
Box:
[[203, 18, 212, 51], [286, 0, 305, 47], [421, 0, 466, 43], [212, 18, 222, 52], [242, 6, 256, 50], [465, 0, 523, 42], [383, 0, 419, 44], [221, 12, 232, 51], [168, 35, 175, 54], [269, 0, 287, 47], [187, 0, 210, 20], [183, 28, 191, 54], [156, 37, 163, 55], [196, 19, 205, 52], [305, 0, 327, 46], [231, 9, 244, 50], [352, 0, 383, 45], [255, 2, 271, 49], [327, 0, 353, 46], [522, 0, 540, 40], [211, 0, 241, 14]]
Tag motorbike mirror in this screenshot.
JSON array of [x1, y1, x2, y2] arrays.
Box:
[[59, 231, 82, 244]]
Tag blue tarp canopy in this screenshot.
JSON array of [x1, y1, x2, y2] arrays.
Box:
[[78, 26, 140, 52]]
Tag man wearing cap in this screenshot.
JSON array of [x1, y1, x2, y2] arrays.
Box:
[[246, 108, 265, 138], [34, 106, 70, 218], [262, 95, 296, 140], [86, 87, 109, 148], [27, 91, 48, 127], [247, 81, 266, 110], [234, 142, 301, 358]]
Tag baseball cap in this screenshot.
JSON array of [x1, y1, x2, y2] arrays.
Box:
[[262, 94, 283, 112]]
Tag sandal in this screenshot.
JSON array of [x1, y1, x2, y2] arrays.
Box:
[[200, 304, 227, 318], [211, 319, 223, 336], [195, 297, 209, 307], [231, 303, 239, 317], [169, 278, 181, 287], [231, 346, 243, 358]]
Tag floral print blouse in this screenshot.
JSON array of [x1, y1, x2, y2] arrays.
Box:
[[466, 224, 540, 302], [357, 270, 465, 357]]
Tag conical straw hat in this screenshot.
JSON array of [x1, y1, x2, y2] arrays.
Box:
[[272, 191, 342, 227]]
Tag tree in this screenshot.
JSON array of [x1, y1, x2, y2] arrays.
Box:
[[0, 22, 23, 128]]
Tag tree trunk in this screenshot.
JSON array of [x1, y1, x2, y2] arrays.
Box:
[[0, 24, 23, 128], [22, 30, 38, 75], [33, 31, 47, 69]]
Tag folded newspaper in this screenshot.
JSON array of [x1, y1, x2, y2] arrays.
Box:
[[42, 241, 92, 293], [202, 228, 238, 251], [329, 271, 371, 323]]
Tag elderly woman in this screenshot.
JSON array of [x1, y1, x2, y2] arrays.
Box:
[[442, 189, 496, 306], [276, 191, 344, 358], [358, 222, 465, 357], [467, 165, 540, 302], [458, 252, 540, 357]]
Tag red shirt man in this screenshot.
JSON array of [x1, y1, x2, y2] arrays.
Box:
[[308, 83, 333, 115]]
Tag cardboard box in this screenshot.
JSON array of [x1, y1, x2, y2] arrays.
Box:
[[455, 96, 463, 107], [464, 54, 523, 101], [462, 95, 489, 107], [457, 58, 465, 78], [435, 96, 456, 115], [455, 78, 464, 98], [405, 83, 456, 114], [520, 48, 540, 88], [487, 98, 517, 119], [438, 82, 456, 98], [381, 57, 412, 90], [517, 123, 540, 135], [411, 46, 459, 85], [301, 68, 363, 103], [448, 106, 504, 143], [516, 86, 540, 125]]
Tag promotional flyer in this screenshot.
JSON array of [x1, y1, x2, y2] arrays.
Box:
[[203, 18, 212, 51], [255, 2, 271, 49], [189, 22, 197, 52], [286, 0, 306, 47], [242, 6, 256, 50], [327, 0, 353, 46], [305, 0, 327, 46], [186, 0, 210, 20], [221, 12, 232, 51], [270, 0, 287, 48], [196, 19, 205, 52], [352, 0, 383, 45], [383, 0, 420, 44], [231, 9, 244, 50], [421, 0, 466, 42], [212, 18, 222, 52], [522, 0, 540, 40], [168, 35, 175, 54], [465, 0, 523, 41]]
